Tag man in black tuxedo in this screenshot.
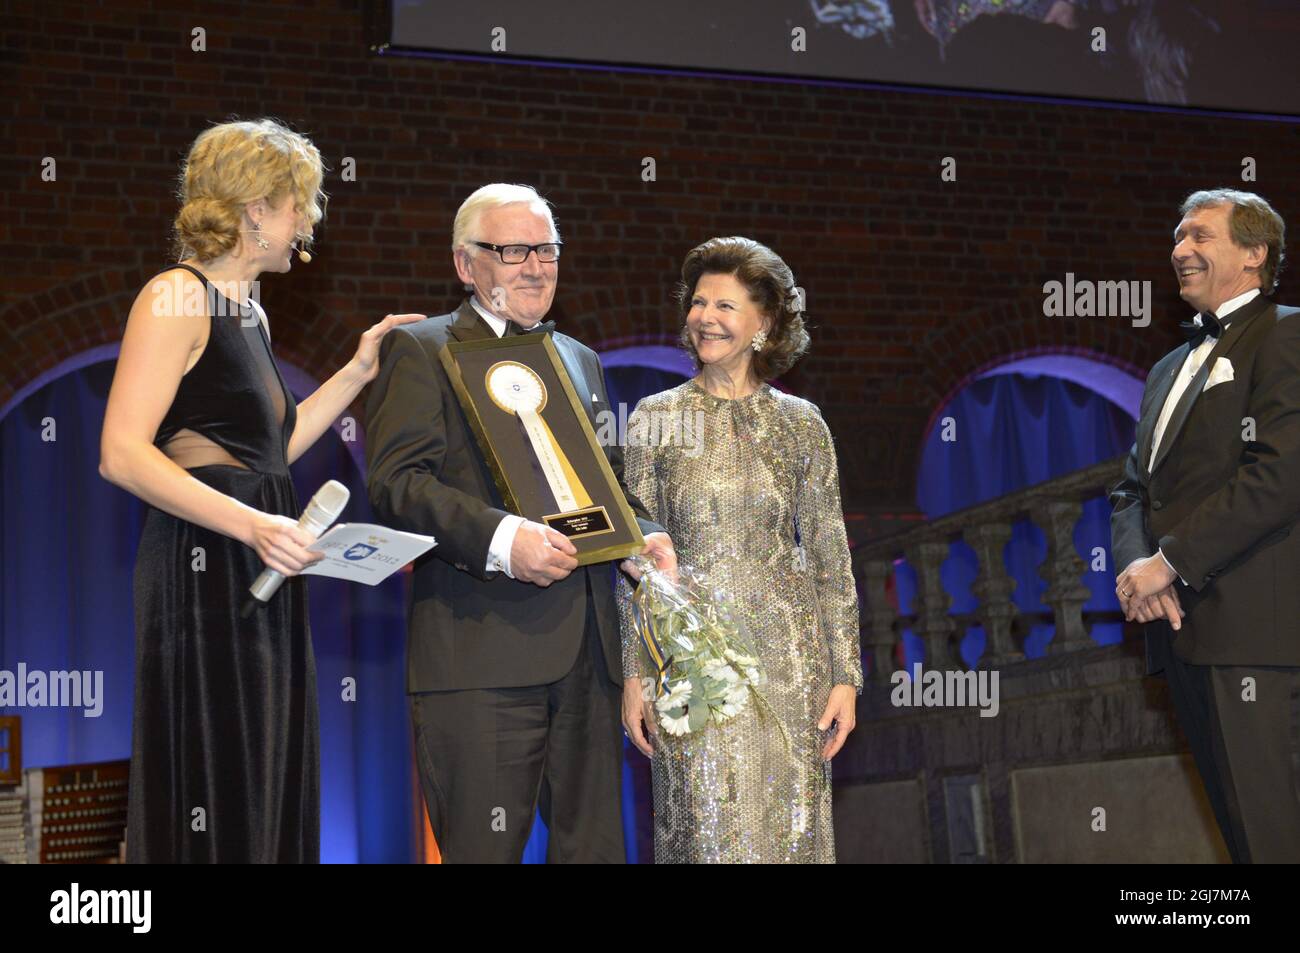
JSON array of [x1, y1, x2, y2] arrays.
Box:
[[366, 184, 674, 863], [1110, 188, 1300, 862]]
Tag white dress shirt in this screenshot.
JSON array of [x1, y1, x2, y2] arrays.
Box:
[[1147, 288, 1259, 470], [470, 295, 540, 578], [469, 294, 540, 338], [1150, 287, 1261, 582]]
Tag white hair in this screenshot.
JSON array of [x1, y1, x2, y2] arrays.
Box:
[[451, 183, 559, 253]]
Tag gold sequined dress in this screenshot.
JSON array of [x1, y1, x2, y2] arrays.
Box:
[[617, 379, 863, 863]]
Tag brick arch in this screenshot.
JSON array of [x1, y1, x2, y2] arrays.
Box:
[[251, 286, 363, 385], [902, 295, 1167, 497], [919, 294, 1171, 417], [0, 266, 152, 410], [0, 268, 366, 412], [551, 284, 681, 352]]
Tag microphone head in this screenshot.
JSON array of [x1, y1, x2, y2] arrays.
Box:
[[298, 248, 312, 263], [302, 479, 350, 533]]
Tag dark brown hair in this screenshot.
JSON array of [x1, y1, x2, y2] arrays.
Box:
[[675, 236, 810, 381]]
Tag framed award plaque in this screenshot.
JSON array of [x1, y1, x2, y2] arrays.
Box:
[[439, 332, 645, 566]]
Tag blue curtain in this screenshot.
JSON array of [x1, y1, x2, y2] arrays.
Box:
[[0, 360, 413, 863], [1, 363, 142, 770], [896, 373, 1137, 667]]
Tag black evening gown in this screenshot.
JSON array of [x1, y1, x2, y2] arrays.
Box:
[[126, 263, 319, 863]]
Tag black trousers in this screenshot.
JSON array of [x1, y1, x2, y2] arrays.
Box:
[[1163, 642, 1300, 863], [409, 589, 625, 863]]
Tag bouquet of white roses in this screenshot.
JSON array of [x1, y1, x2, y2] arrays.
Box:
[[628, 556, 783, 741]]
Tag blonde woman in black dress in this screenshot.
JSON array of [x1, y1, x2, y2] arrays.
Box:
[[100, 119, 420, 862]]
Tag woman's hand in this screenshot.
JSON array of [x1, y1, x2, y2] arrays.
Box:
[[286, 312, 426, 465], [620, 531, 677, 583], [622, 676, 658, 757], [246, 512, 327, 577], [349, 313, 426, 383], [817, 684, 858, 761]]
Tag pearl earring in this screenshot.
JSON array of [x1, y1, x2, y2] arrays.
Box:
[[751, 329, 768, 352], [252, 221, 270, 250]]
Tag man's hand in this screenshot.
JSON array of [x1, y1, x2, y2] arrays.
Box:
[[620, 531, 677, 583], [1115, 553, 1177, 604], [1116, 557, 1184, 631], [509, 520, 578, 587], [1124, 585, 1185, 630]]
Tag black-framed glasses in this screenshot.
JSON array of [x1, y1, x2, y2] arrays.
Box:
[[471, 241, 563, 264]]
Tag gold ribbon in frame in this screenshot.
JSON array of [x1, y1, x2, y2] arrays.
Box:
[[485, 360, 593, 513]]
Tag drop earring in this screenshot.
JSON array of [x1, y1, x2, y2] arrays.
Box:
[[252, 221, 270, 250]]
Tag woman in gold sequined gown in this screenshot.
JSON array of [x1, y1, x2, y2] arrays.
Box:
[[617, 237, 863, 863]]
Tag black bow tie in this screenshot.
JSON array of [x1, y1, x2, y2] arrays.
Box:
[[506, 319, 556, 337], [1179, 311, 1224, 348]]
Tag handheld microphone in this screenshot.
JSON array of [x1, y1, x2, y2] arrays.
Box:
[[247, 480, 350, 606]]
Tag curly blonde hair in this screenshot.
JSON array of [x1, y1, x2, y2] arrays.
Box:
[[172, 118, 327, 262], [675, 236, 810, 381]]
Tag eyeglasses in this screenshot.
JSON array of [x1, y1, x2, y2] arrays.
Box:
[[471, 241, 563, 264]]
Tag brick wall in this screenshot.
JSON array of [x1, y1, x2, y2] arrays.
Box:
[[4, 2, 1299, 537]]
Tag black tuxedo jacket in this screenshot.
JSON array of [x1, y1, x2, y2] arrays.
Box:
[[1110, 294, 1300, 670], [364, 300, 664, 692]]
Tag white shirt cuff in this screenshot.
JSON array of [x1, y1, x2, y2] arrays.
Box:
[[487, 514, 525, 578], [1157, 548, 1186, 586]]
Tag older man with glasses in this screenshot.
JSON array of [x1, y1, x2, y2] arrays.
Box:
[[365, 183, 675, 863]]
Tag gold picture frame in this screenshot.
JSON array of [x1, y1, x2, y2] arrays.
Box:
[[440, 332, 645, 566]]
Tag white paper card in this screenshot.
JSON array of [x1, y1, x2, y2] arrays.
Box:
[[300, 523, 436, 585]]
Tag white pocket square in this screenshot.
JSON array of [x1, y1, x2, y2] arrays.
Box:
[[1204, 357, 1234, 390]]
